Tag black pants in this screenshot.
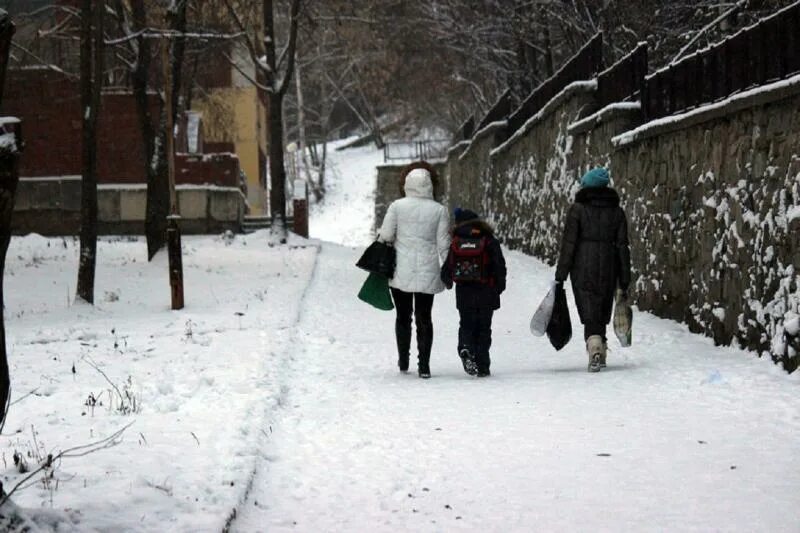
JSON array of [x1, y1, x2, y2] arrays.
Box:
[[391, 289, 434, 365], [458, 308, 494, 372], [584, 322, 607, 342]]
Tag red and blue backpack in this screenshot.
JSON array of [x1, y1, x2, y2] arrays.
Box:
[[450, 234, 493, 285]]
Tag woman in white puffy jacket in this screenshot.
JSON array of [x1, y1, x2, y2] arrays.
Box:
[[378, 165, 450, 378]]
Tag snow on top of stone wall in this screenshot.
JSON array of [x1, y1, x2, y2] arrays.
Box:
[[446, 140, 471, 159], [458, 120, 508, 162], [568, 101, 641, 134], [491, 80, 597, 158]]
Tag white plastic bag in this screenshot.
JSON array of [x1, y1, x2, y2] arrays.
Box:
[[530, 281, 557, 337], [613, 288, 632, 347]]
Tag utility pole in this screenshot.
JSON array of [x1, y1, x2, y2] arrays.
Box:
[[162, 41, 184, 310]]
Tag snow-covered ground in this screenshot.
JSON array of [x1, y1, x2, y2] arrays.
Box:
[[230, 244, 799, 532], [2, 233, 318, 531], [232, 144, 799, 531], [2, 142, 799, 531]]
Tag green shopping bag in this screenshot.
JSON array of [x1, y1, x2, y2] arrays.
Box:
[[358, 272, 394, 311]]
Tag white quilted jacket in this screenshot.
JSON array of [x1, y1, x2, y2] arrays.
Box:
[[378, 169, 451, 294]]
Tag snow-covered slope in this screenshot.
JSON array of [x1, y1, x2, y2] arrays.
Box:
[[309, 140, 383, 247]]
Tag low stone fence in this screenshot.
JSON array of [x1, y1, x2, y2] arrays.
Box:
[[12, 177, 245, 235]]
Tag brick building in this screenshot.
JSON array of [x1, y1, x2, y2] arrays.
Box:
[[2, 68, 244, 235]]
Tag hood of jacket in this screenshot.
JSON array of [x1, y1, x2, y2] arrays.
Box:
[[404, 168, 434, 199], [575, 186, 620, 208], [454, 219, 495, 238]]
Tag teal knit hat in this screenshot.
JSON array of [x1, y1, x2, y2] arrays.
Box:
[[580, 167, 610, 188]]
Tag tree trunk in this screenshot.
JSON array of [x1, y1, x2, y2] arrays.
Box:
[[318, 138, 327, 196], [0, 12, 18, 429], [315, 65, 332, 197], [543, 9, 554, 78], [356, 80, 384, 149], [262, 0, 292, 243], [144, 1, 188, 260], [0, 136, 18, 428], [295, 62, 315, 183], [168, 1, 188, 122], [76, 0, 104, 304], [267, 92, 288, 242], [129, 4, 168, 261]]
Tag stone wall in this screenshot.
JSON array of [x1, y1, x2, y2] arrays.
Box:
[[612, 83, 800, 369], [12, 178, 244, 235], [439, 76, 800, 371], [444, 122, 505, 216]]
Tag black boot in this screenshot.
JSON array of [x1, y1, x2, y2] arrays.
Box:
[[417, 323, 433, 379], [459, 348, 477, 376], [395, 320, 411, 372]]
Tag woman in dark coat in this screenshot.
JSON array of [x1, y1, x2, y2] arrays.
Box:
[[555, 167, 631, 372]]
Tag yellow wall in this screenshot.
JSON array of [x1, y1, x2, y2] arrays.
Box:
[[194, 86, 267, 215]]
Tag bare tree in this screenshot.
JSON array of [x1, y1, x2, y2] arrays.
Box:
[[127, 2, 165, 261], [224, 0, 302, 243], [285, 27, 347, 200], [144, 1, 189, 259], [294, 0, 794, 135], [104, 0, 191, 260], [75, 0, 104, 303], [262, 0, 301, 243]]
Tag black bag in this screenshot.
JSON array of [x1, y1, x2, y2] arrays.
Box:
[[356, 241, 396, 279], [546, 283, 572, 351]]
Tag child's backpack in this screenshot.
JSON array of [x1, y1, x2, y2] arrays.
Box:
[[450, 236, 492, 284]]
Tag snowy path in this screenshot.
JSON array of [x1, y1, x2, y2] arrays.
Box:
[[231, 244, 800, 532], [309, 141, 383, 246]]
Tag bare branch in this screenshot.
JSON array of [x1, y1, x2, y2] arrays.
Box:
[[0, 422, 133, 506]]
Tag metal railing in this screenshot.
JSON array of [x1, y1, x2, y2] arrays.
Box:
[[456, 115, 474, 142], [474, 88, 513, 132], [596, 43, 648, 109], [383, 139, 451, 163], [506, 32, 604, 136], [643, 1, 800, 120]]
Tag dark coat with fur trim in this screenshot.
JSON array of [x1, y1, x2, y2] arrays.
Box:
[[555, 187, 631, 325], [441, 220, 507, 310]]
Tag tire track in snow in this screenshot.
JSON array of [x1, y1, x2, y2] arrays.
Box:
[[222, 242, 323, 533]]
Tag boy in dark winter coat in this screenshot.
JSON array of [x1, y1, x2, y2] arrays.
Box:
[[441, 208, 507, 377], [555, 167, 631, 372]]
